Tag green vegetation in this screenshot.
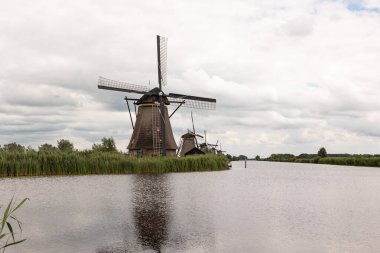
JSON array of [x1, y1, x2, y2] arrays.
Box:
[[296, 156, 380, 167], [317, 147, 327, 158], [92, 137, 117, 152], [264, 153, 296, 162], [38, 143, 57, 152], [0, 138, 228, 177], [264, 147, 380, 168], [1, 198, 28, 251], [0, 151, 228, 177], [226, 154, 248, 161], [57, 139, 74, 152], [1, 143, 25, 153]]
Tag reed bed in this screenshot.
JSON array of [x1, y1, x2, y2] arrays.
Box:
[[0, 151, 228, 177], [295, 157, 380, 167]]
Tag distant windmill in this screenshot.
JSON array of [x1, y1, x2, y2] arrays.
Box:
[[98, 35, 216, 157], [199, 132, 223, 155], [178, 112, 205, 156], [216, 142, 227, 155]]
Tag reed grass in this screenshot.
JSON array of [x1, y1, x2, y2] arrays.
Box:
[[318, 157, 380, 167], [0, 197, 28, 250], [295, 156, 380, 167], [0, 151, 228, 177]]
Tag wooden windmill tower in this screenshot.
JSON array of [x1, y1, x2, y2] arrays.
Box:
[[98, 35, 216, 157], [178, 112, 205, 156]]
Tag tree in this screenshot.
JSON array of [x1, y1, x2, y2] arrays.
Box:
[[57, 139, 74, 152], [238, 155, 248, 160], [231, 156, 238, 161], [255, 155, 260, 160], [92, 143, 102, 152], [26, 146, 36, 153], [38, 143, 57, 152], [2, 142, 25, 152], [318, 147, 327, 158], [268, 154, 295, 162], [92, 137, 117, 152]]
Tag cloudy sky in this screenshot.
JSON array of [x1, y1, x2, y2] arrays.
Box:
[[1, 0, 380, 157]]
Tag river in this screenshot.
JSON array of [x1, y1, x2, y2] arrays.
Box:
[[1, 161, 380, 252]]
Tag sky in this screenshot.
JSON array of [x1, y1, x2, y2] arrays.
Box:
[[1, 0, 380, 157]]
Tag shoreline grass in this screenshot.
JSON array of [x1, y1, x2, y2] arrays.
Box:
[[294, 157, 380, 167], [0, 151, 229, 177]]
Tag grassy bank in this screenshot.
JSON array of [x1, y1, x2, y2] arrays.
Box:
[[0, 151, 229, 177], [295, 157, 380, 167]]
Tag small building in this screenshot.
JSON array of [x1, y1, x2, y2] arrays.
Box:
[[184, 147, 205, 156]]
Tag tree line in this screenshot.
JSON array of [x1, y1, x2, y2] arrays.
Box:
[[265, 147, 328, 162], [0, 137, 118, 153], [263, 147, 380, 168]]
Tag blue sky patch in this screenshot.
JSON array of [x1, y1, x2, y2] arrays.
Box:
[[345, 1, 380, 13]]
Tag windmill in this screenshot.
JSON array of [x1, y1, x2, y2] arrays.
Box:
[[178, 112, 205, 156], [98, 35, 216, 157], [215, 142, 227, 155], [199, 131, 225, 155]]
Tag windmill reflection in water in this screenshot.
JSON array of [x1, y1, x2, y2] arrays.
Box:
[[95, 174, 171, 253]]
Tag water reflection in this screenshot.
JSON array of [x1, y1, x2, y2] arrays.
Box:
[[96, 174, 171, 253], [132, 174, 171, 252]]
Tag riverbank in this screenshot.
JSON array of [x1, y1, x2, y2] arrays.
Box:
[[296, 156, 380, 167], [0, 151, 229, 177], [264, 156, 380, 167]]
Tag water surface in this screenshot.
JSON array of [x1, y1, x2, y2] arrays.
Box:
[[1, 161, 380, 252]]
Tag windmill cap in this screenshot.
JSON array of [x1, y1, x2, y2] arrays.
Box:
[[181, 132, 197, 138], [135, 87, 170, 105]]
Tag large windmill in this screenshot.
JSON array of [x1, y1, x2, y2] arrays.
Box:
[[98, 35, 216, 157]]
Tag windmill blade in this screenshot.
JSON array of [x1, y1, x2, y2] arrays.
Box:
[[98, 76, 149, 94], [191, 112, 196, 135], [156, 35, 168, 155], [191, 112, 199, 147], [177, 138, 183, 156], [157, 35, 168, 87], [186, 130, 203, 138], [168, 93, 216, 110]]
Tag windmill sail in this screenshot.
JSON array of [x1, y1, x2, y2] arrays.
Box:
[[157, 35, 168, 87], [98, 76, 149, 94], [168, 93, 216, 110], [156, 35, 168, 155]]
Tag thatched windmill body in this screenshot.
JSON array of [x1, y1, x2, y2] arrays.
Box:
[[178, 132, 205, 156], [98, 35, 216, 157], [178, 112, 205, 156]]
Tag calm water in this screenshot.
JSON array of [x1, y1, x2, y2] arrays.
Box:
[[2, 161, 380, 253]]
